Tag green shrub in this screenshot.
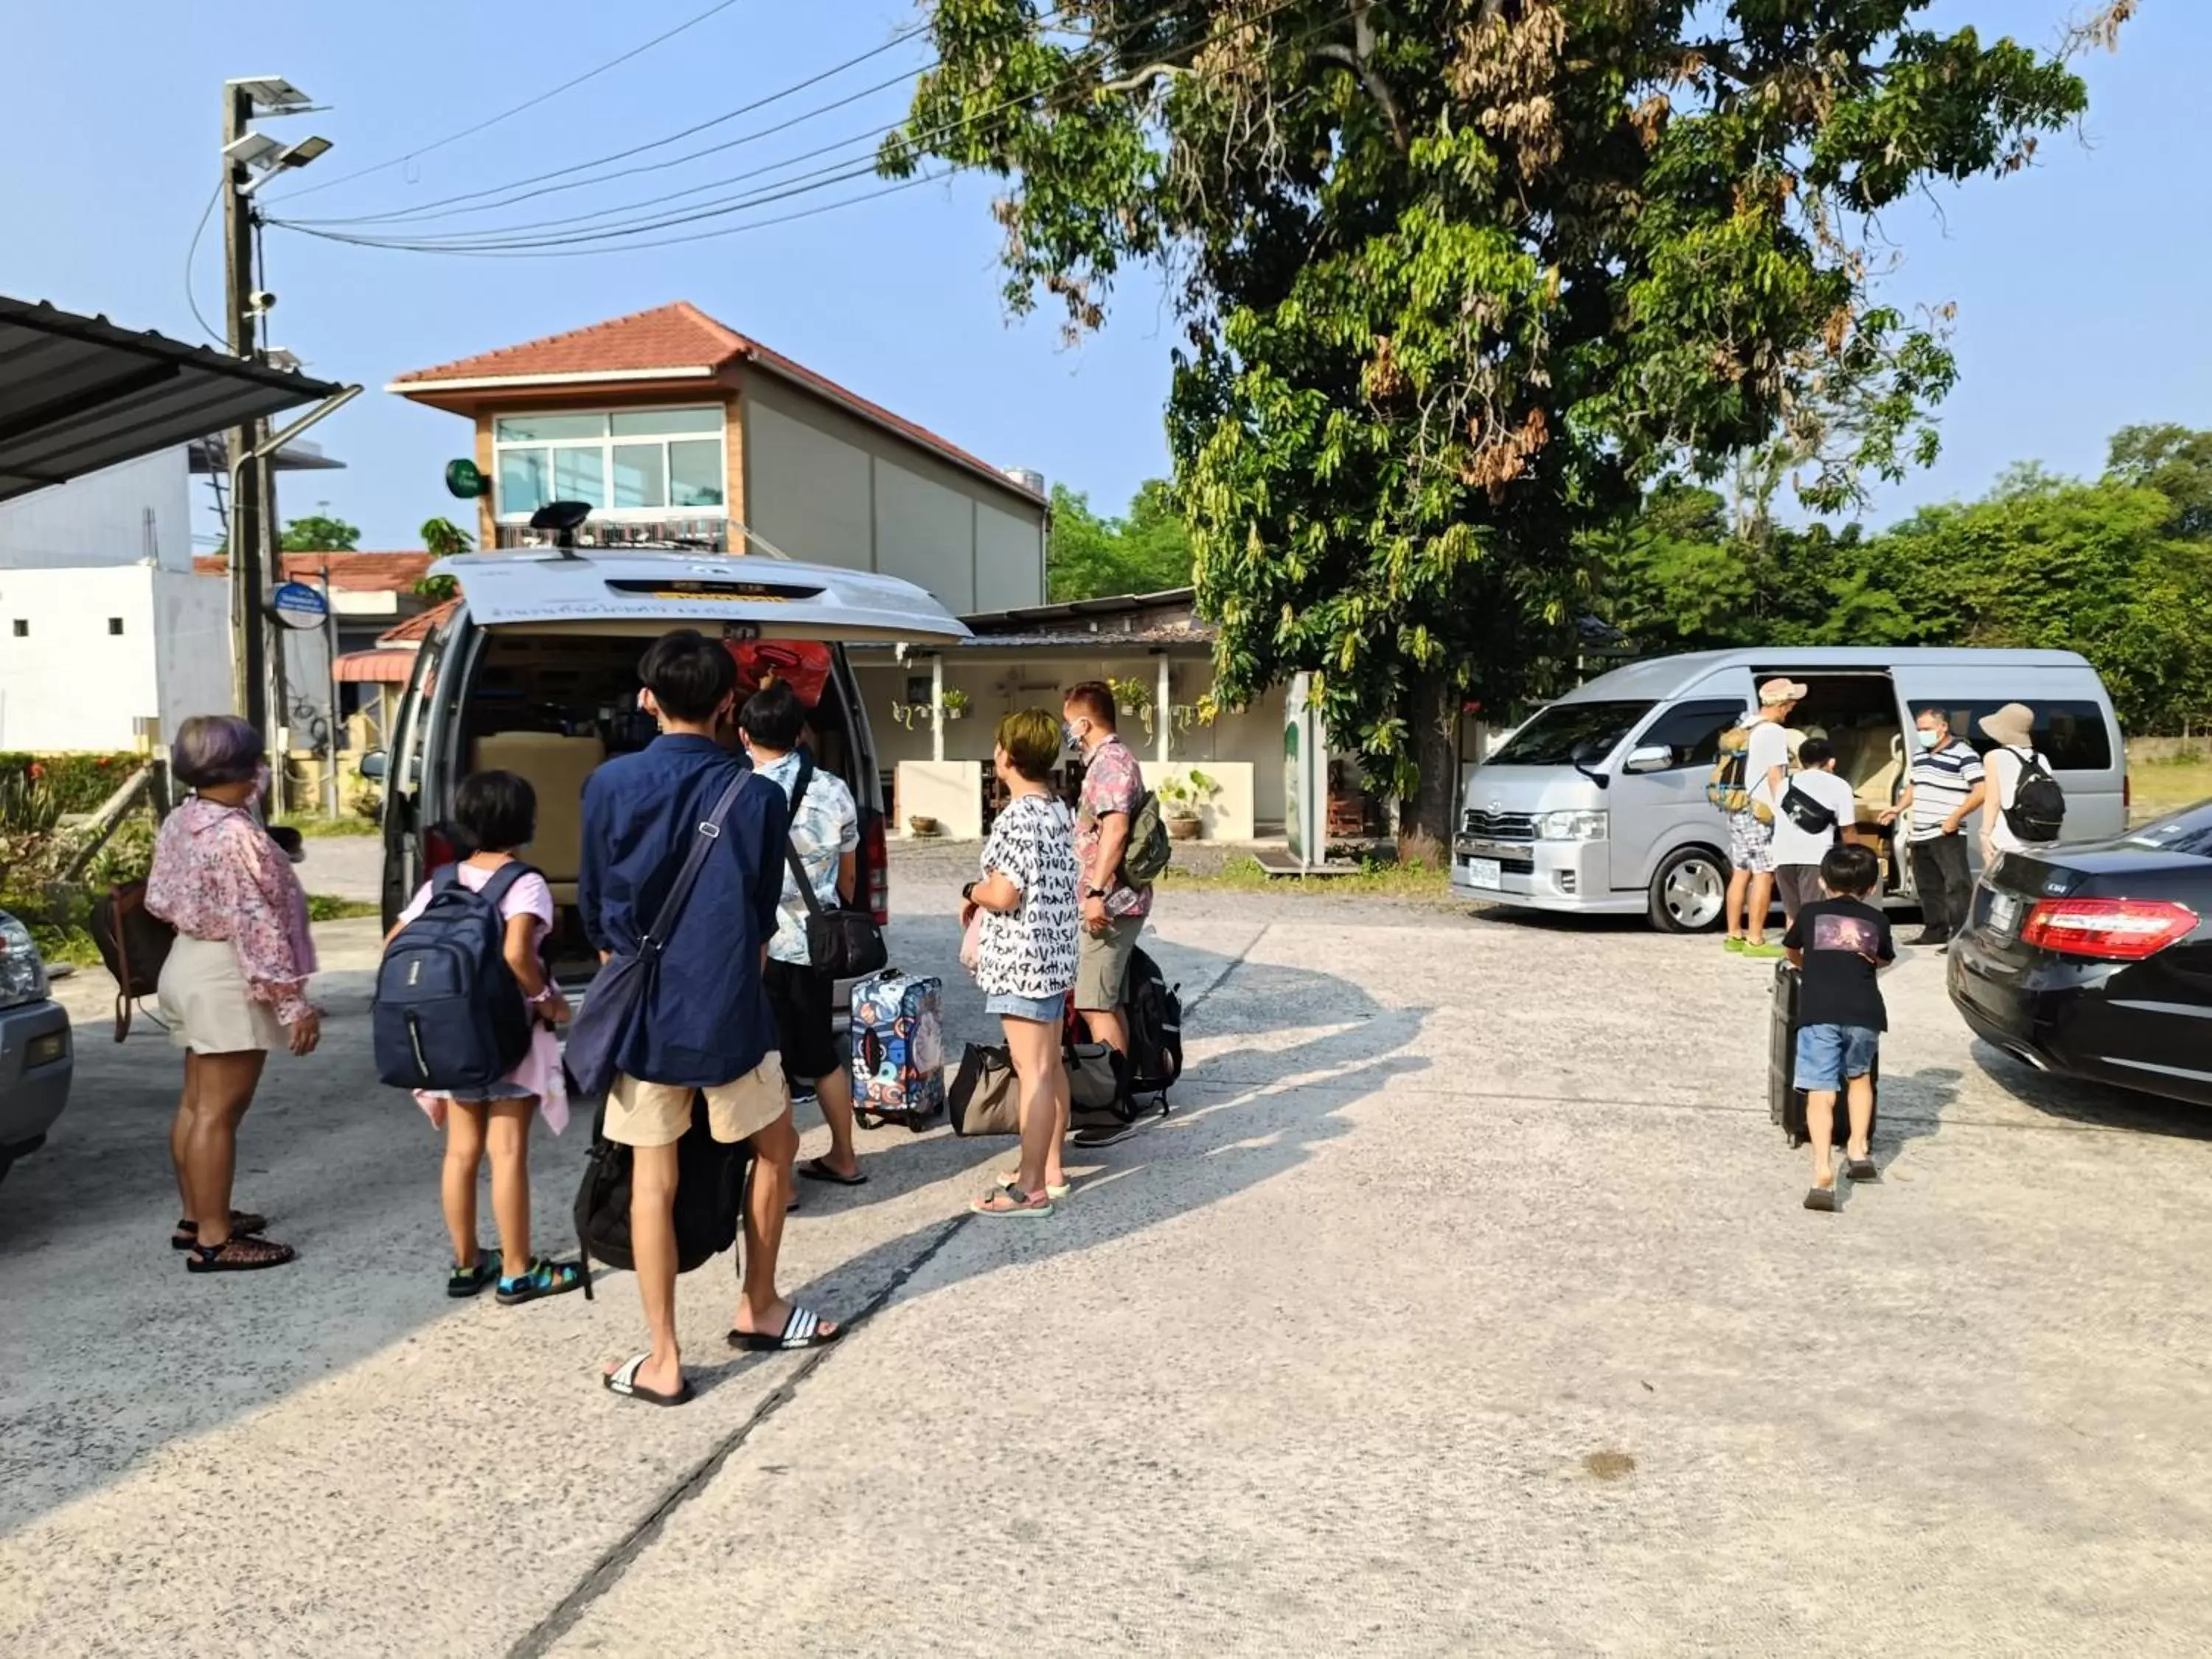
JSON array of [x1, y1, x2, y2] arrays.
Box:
[[0, 751, 143, 813]]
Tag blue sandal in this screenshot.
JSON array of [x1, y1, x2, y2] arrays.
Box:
[[496, 1256, 585, 1306]]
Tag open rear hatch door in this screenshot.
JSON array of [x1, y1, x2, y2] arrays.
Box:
[[434, 550, 971, 644]]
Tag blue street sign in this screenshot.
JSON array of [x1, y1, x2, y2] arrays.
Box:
[[271, 580, 329, 630]]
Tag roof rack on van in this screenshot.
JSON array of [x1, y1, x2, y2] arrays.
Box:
[[512, 503, 793, 561]]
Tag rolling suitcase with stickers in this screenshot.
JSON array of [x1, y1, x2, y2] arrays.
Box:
[[850, 969, 945, 1131]]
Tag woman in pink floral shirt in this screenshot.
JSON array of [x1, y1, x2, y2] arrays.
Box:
[[146, 715, 321, 1273]]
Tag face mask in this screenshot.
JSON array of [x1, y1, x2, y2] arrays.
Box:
[[1916, 729, 1941, 751], [1062, 721, 1082, 752]]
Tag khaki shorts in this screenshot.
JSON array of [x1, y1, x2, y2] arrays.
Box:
[[603, 1053, 788, 1149], [1075, 917, 1144, 1012]]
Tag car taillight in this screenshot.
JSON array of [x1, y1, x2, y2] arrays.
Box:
[[866, 814, 888, 926], [2020, 897, 2198, 961], [423, 825, 459, 874]]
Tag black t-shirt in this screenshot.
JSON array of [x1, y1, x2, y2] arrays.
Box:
[[1782, 897, 1895, 1032]]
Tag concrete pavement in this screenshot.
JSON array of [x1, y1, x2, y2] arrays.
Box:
[[5, 863, 2212, 1656]]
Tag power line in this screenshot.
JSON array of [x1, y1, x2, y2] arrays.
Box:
[[271, 0, 757, 203], [277, 18, 933, 224], [271, 0, 1339, 260], [184, 179, 224, 344]]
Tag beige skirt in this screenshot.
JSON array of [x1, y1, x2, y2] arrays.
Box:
[[159, 933, 285, 1054]]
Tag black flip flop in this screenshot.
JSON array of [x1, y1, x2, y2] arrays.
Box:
[[602, 1354, 693, 1408], [797, 1156, 867, 1187], [728, 1304, 844, 1352], [1804, 1186, 1839, 1213], [1846, 1158, 1880, 1183]]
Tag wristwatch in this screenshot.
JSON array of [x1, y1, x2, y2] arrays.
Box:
[[961, 880, 978, 902], [1085, 886, 1108, 900]]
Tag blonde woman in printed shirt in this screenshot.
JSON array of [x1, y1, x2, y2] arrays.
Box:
[[960, 709, 1081, 1217], [146, 715, 321, 1272]]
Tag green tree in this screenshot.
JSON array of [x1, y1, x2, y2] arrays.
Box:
[[886, 1, 2112, 851], [2107, 423, 2212, 540], [1046, 479, 1194, 600], [419, 516, 473, 558], [279, 514, 361, 552]]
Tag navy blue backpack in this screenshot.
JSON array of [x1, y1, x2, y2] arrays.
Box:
[[374, 863, 538, 1092]]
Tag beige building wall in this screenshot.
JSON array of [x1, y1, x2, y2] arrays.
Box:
[[740, 372, 1045, 613]]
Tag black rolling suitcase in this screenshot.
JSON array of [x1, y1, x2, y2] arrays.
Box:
[[1769, 962, 1878, 1150]]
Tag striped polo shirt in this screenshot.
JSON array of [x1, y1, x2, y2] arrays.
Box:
[[1908, 738, 1984, 841]]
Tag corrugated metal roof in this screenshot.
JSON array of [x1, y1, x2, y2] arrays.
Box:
[[0, 296, 343, 504]]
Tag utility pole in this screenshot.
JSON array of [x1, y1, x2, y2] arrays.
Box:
[[222, 79, 267, 732]]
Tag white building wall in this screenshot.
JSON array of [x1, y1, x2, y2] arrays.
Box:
[[153, 571, 236, 744], [0, 449, 193, 571], [0, 566, 164, 749]]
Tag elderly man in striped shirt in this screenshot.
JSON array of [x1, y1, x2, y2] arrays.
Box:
[[1879, 707, 1987, 949]]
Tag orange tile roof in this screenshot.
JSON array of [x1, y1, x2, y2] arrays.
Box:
[[389, 302, 1043, 505], [193, 551, 435, 594], [378, 598, 459, 647], [392, 302, 745, 386]]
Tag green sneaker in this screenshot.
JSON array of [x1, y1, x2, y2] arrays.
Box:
[[1742, 942, 1785, 960], [1723, 936, 1747, 954]]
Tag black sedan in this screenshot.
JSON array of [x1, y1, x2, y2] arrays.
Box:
[[1949, 801, 2212, 1107]]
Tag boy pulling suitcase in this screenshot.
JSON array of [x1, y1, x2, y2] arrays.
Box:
[[1781, 843, 1894, 1212]]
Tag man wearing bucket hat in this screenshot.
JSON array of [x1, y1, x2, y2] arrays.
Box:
[[1978, 701, 2056, 866], [1722, 677, 1805, 959]]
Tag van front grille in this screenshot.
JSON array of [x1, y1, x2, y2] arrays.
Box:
[[1461, 810, 1537, 842]]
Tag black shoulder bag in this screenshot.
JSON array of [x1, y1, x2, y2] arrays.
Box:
[[783, 753, 889, 980]]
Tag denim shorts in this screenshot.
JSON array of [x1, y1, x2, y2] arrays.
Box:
[[1794, 1023, 1879, 1093], [985, 990, 1067, 1024]]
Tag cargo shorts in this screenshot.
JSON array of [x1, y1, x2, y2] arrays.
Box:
[[603, 1053, 788, 1148]]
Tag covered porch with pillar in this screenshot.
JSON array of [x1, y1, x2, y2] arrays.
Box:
[[849, 588, 1287, 843]]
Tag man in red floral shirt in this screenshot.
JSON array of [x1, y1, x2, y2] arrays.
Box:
[[1062, 683, 1153, 1092]]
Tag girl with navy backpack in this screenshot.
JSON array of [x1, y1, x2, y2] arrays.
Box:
[[384, 771, 584, 1304]]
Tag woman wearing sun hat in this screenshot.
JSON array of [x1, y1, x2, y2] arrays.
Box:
[[1977, 702, 2045, 866]]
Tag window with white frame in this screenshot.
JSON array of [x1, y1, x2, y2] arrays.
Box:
[[492, 407, 727, 521]]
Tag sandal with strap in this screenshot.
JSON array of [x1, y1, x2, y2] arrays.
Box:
[[172, 1210, 268, 1251], [727, 1304, 844, 1352], [448, 1251, 498, 1298], [496, 1256, 585, 1306], [186, 1234, 297, 1273]]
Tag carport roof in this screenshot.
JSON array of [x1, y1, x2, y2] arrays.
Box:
[[0, 296, 343, 504]]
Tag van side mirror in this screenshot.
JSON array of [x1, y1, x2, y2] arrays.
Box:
[[1622, 745, 1673, 775], [358, 750, 389, 781]]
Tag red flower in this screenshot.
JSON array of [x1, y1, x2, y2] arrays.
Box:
[[95, 756, 111, 768], [27, 763, 43, 779]]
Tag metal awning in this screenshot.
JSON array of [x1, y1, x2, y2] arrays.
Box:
[[335, 649, 419, 684], [0, 296, 344, 504]]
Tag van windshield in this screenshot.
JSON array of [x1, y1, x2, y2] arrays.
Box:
[[1489, 700, 1655, 767]]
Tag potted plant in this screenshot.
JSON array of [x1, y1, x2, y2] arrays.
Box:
[[908, 814, 942, 838], [1108, 676, 1154, 721], [939, 688, 970, 722], [1157, 768, 1219, 841]]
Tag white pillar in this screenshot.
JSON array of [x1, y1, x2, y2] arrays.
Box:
[[931, 653, 945, 764], [1156, 655, 1172, 765]]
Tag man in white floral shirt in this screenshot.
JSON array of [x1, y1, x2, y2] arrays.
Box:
[[1062, 682, 1153, 1101]]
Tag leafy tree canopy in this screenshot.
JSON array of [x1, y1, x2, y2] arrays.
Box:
[[278, 514, 361, 552], [886, 0, 2117, 847], [1048, 479, 1195, 600]]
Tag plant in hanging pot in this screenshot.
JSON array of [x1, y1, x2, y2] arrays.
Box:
[[939, 688, 970, 722], [1107, 676, 1154, 721]]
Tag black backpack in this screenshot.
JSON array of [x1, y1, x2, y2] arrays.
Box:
[[1123, 946, 1184, 1104], [572, 1093, 755, 1297], [372, 863, 537, 1092], [2002, 748, 2067, 844]]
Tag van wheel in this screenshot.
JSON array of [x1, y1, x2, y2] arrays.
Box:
[[1650, 847, 1727, 933]]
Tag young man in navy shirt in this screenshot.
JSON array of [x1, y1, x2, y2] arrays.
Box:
[[580, 631, 843, 1407]]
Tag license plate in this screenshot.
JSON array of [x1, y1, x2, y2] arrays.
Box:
[[1987, 893, 2022, 939], [1468, 858, 1503, 890], [25, 1032, 66, 1068]]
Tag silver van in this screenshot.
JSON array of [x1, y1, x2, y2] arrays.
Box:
[[1451, 647, 2127, 931], [362, 542, 969, 968]]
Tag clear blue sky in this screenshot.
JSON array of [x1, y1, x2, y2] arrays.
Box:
[[4, 1, 2205, 551]]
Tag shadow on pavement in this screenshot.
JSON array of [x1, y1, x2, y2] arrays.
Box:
[[1966, 1040, 2212, 1142], [686, 922, 1430, 1394]]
